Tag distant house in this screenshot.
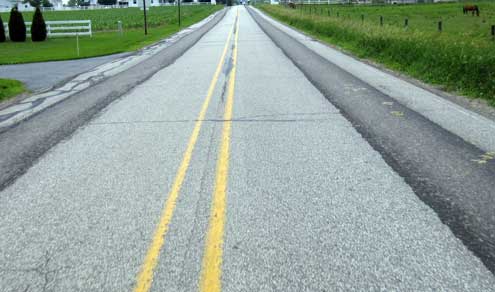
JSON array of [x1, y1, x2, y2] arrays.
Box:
[[82, 0, 98, 5], [0, 0, 13, 10], [17, 1, 35, 11], [50, 0, 63, 8]]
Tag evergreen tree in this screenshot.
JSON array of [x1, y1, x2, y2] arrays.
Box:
[[8, 8, 26, 42], [42, 0, 53, 7], [0, 15, 5, 43], [31, 7, 47, 42]]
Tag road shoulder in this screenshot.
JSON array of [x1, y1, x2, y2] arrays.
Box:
[[251, 7, 495, 153], [0, 8, 228, 192], [0, 8, 226, 130], [247, 5, 495, 274]]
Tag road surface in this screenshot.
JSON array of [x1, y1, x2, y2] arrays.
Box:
[[1, 6, 495, 292], [0, 53, 130, 92]]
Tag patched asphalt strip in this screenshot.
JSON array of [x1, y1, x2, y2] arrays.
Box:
[[247, 7, 495, 274], [0, 8, 227, 192]]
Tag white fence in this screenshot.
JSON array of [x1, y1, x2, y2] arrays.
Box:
[[0, 2, 213, 12], [3, 20, 92, 38]]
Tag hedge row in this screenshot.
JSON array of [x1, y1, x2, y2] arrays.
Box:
[[0, 7, 47, 43]]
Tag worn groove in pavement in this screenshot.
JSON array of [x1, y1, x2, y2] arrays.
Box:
[[248, 7, 495, 274]]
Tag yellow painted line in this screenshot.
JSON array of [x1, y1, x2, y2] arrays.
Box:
[[199, 9, 240, 292], [133, 20, 236, 292]]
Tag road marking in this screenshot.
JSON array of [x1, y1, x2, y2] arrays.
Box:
[[199, 9, 240, 292], [133, 20, 236, 292]]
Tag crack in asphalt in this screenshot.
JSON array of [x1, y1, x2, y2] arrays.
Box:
[[0, 250, 71, 292]]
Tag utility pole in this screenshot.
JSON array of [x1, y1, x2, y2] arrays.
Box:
[[143, 0, 148, 35], [178, 0, 181, 27]]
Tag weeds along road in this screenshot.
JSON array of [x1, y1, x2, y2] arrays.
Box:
[[1, 6, 495, 292]]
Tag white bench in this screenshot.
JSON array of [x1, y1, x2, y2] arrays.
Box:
[[3, 20, 92, 38]]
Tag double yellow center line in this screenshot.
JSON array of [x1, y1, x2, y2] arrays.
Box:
[[199, 9, 240, 292], [134, 9, 240, 292]]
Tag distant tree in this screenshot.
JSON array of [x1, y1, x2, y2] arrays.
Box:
[[226, 0, 232, 5], [67, 0, 85, 6], [42, 0, 53, 7], [25, 0, 51, 7], [8, 7, 26, 42], [25, 0, 40, 7], [97, 0, 117, 4], [31, 7, 47, 42], [0, 15, 5, 43]]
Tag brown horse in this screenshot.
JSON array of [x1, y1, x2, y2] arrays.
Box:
[[463, 5, 480, 16], [288, 1, 296, 9]]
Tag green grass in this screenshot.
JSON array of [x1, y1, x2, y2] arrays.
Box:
[[260, 2, 495, 104], [0, 79, 26, 101], [0, 5, 222, 64], [1, 5, 221, 31], [291, 1, 495, 38]]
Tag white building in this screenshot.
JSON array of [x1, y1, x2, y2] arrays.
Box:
[[0, 0, 13, 10], [0, 0, 63, 11], [17, 1, 35, 11], [50, 0, 63, 8]]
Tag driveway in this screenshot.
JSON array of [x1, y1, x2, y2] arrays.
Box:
[[0, 53, 131, 92]]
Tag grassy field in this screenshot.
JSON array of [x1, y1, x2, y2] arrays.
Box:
[[1, 5, 220, 30], [260, 1, 495, 104], [0, 79, 26, 101], [0, 5, 222, 64]]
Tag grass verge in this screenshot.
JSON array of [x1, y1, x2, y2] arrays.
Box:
[[0, 79, 26, 102], [0, 5, 222, 64], [259, 3, 495, 105]]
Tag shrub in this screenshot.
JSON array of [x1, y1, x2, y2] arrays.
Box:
[[31, 7, 47, 42], [0, 15, 5, 43], [8, 7, 26, 42]]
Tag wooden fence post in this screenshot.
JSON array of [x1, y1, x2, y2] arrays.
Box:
[[380, 15, 383, 26], [438, 21, 442, 32]]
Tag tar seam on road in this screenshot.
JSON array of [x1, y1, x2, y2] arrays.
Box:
[[133, 19, 236, 292], [199, 8, 240, 292]]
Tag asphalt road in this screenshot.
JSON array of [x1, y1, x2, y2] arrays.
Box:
[[1, 6, 495, 292]]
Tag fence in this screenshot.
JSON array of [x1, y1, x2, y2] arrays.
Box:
[[281, 3, 495, 39], [3, 20, 92, 38], [0, 2, 214, 12], [275, 0, 457, 4]]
